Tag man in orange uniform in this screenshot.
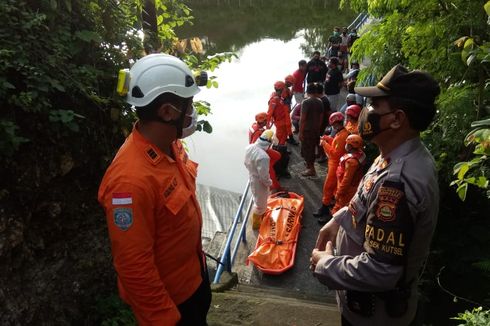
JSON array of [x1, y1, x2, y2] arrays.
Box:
[[282, 75, 295, 111], [267, 81, 292, 146], [345, 104, 361, 134], [249, 112, 268, 144], [249, 112, 282, 191], [331, 134, 365, 214], [98, 54, 210, 325], [314, 112, 349, 224], [283, 75, 299, 145]]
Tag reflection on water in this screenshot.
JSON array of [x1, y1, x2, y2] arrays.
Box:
[[181, 3, 354, 193]]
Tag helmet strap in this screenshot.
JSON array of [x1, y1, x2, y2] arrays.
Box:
[[153, 104, 188, 138]]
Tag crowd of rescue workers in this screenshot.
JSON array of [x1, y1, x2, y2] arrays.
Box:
[[245, 26, 365, 228]]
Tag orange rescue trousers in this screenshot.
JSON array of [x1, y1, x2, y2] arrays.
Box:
[[322, 160, 339, 205], [266, 148, 281, 189]]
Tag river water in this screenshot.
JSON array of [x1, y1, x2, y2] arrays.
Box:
[[179, 1, 355, 193]]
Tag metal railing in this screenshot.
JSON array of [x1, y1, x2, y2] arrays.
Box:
[[347, 12, 369, 32], [212, 180, 253, 284]]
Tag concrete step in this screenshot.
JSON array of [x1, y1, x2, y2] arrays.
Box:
[[204, 231, 228, 282], [208, 284, 340, 326]]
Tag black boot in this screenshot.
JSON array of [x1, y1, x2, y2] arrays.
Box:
[[313, 204, 330, 217], [318, 211, 333, 225]]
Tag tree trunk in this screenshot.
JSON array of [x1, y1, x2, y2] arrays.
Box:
[[142, 0, 160, 54]]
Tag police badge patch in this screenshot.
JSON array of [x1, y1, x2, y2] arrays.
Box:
[[113, 207, 133, 231]]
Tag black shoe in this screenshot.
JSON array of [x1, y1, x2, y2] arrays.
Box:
[[313, 204, 330, 217], [318, 212, 333, 225], [281, 170, 292, 179]]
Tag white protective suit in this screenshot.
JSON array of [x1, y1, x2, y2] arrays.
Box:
[[244, 138, 272, 215]]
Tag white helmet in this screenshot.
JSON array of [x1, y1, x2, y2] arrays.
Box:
[[125, 54, 203, 107]]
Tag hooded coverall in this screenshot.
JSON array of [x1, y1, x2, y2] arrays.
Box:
[[321, 127, 349, 206], [267, 94, 292, 145], [98, 124, 208, 326], [249, 122, 281, 190], [244, 140, 272, 217], [331, 150, 366, 214]]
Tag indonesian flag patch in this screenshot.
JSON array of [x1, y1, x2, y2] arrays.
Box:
[[112, 192, 132, 205]]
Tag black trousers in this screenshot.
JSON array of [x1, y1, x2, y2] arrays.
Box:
[[341, 315, 353, 326], [177, 263, 212, 326]]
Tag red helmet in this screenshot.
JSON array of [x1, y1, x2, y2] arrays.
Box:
[[255, 112, 267, 123], [346, 134, 363, 149], [345, 104, 362, 119], [285, 75, 295, 84], [329, 111, 344, 125], [274, 81, 286, 90]]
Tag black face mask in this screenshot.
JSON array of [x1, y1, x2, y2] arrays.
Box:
[[358, 107, 394, 141]]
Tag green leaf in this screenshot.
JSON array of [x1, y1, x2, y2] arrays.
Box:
[[50, 0, 58, 10], [456, 182, 468, 201], [3, 81, 15, 89], [202, 120, 213, 133], [64, 0, 72, 13], [457, 163, 470, 180], [485, 1, 490, 16], [476, 176, 489, 189], [471, 118, 490, 128]]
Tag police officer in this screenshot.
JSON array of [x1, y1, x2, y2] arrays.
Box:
[[98, 54, 210, 325], [310, 64, 440, 325]]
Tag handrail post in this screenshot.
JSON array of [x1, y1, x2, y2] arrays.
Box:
[[225, 249, 232, 272], [213, 180, 250, 284]]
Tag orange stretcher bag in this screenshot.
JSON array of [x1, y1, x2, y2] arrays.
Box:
[[247, 192, 304, 275]]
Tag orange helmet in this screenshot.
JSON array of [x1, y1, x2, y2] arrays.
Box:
[[274, 81, 286, 90], [345, 104, 362, 119], [285, 75, 296, 84], [255, 112, 267, 123], [346, 134, 363, 149], [329, 111, 344, 125]]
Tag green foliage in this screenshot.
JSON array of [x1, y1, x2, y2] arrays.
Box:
[[452, 118, 490, 200], [0, 0, 232, 323], [452, 307, 490, 326], [0, 120, 29, 156], [472, 259, 490, 274], [96, 295, 136, 326]]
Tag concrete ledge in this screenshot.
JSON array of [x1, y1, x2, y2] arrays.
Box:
[[208, 289, 340, 326], [211, 271, 238, 293]]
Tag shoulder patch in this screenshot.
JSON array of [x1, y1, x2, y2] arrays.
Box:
[[375, 182, 404, 222], [112, 192, 132, 205], [113, 207, 133, 231]]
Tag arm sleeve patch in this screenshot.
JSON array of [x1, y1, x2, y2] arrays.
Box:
[[363, 180, 414, 265]]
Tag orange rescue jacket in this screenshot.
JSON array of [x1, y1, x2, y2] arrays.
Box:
[[321, 128, 349, 162], [98, 123, 204, 326], [267, 94, 290, 129]]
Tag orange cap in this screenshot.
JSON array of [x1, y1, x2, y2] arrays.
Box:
[[285, 75, 296, 84], [255, 112, 267, 123], [274, 81, 286, 90]]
